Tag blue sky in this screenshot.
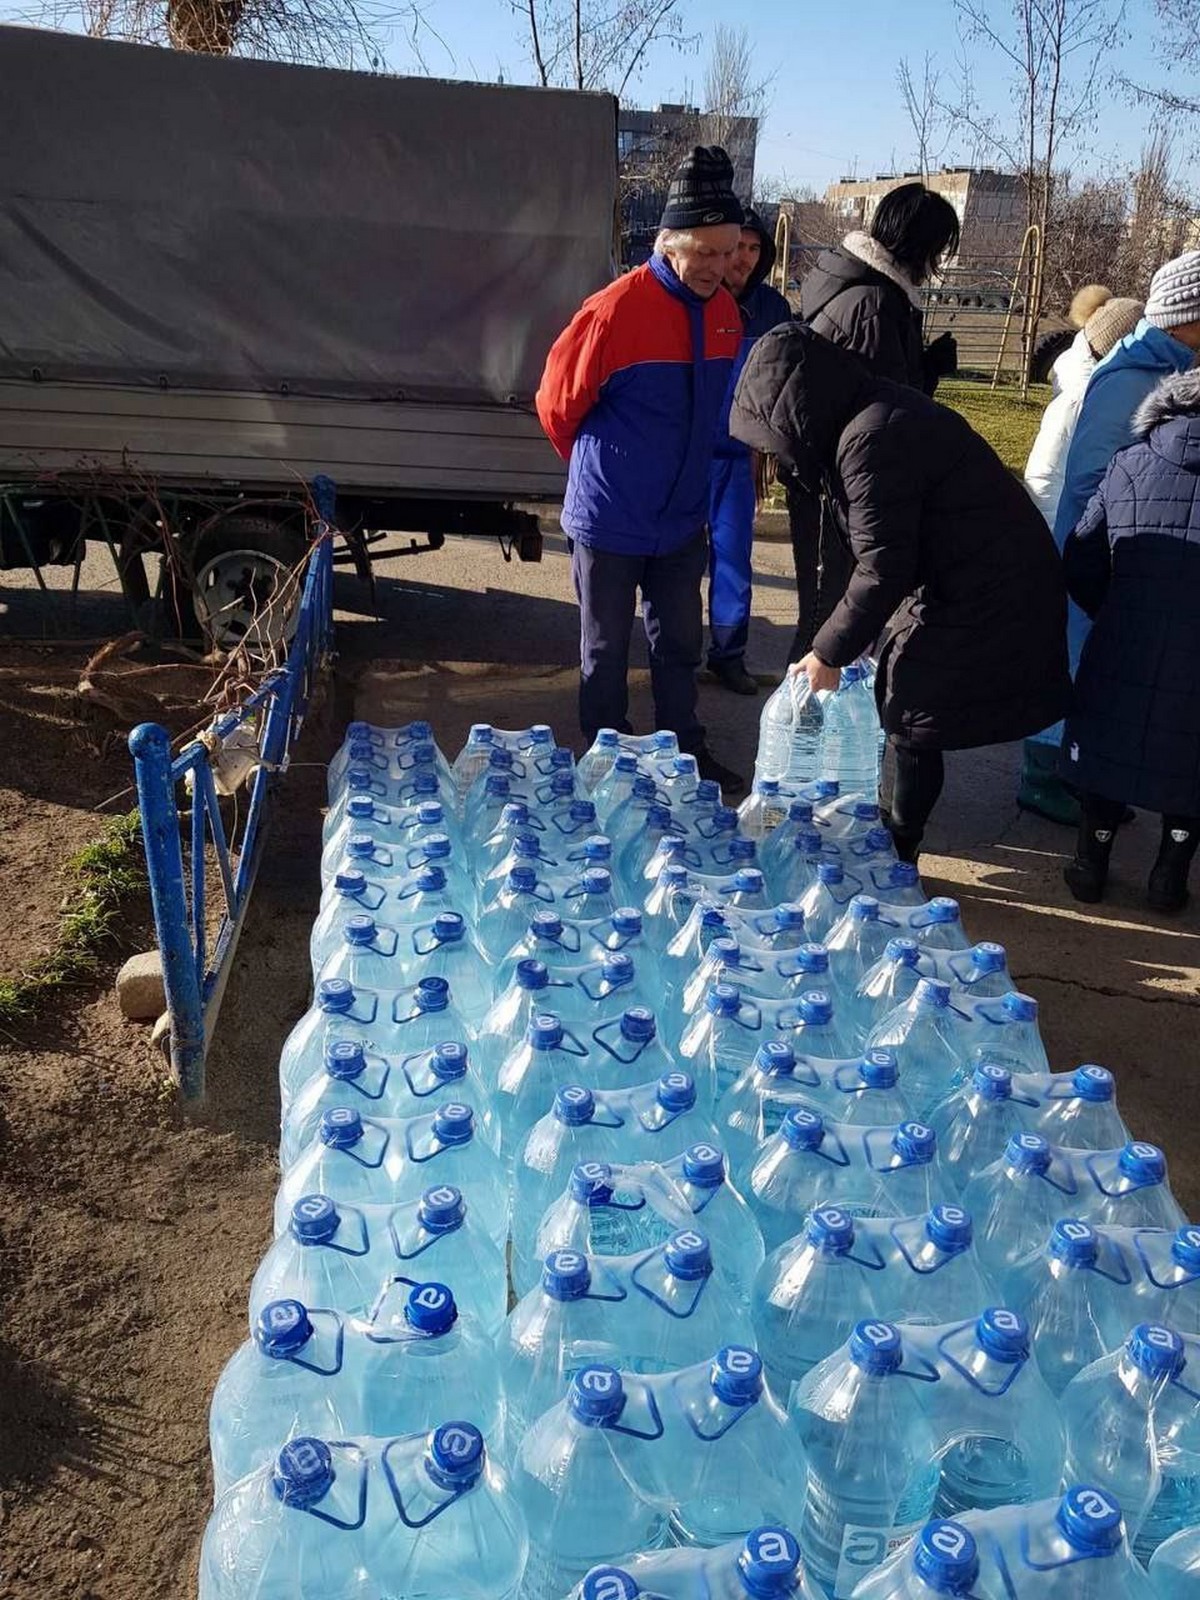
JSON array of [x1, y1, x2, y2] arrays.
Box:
[[385, 0, 1195, 194]]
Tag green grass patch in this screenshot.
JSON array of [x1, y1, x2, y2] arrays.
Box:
[[0, 809, 147, 1025], [938, 377, 1051, 475]]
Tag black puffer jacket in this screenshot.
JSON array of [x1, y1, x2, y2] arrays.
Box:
[[730, 323, 1070, 750], [800, 231, 929, 390], [1063, 369, 1200, 815]]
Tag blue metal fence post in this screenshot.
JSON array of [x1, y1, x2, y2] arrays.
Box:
[[129, 721, 207, 1097]]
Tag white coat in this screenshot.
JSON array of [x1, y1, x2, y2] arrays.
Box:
[[1023, 330, 1096, 530]]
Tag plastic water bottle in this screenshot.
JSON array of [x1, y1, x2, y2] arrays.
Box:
[[849, 940, 933, 1048], [273, 1104, 506, 1244], [658, 753, 702, 805], [607, 777, 671, 861], [715, 1041, 830, 1182], [760, 803, 817, 893], [907, 899, 970, 954], [938, 942, 1011, 997], [309, 869, 391, 975], [574, 1526, 824, 1600], [279, 1040, 489, 1166], [463, 757, 525, 838], [798, 863, 865, 943], [732, 904, 813, 955], [477, 865, 559, 962], [325, 761, 388, 826], [1061, 1324, 1200, 1563], [1027, 1064, 1131, 1149], [751, 1205, 991, 1398], [473, 959, 561, 1082], [679, 985, 769, 1105], [824, 898, 903, 997], [812, 1050, 912, 1130], [473, 800, 544, 874], [615, 804, 685, 892], [478, 829, 562, 907], [1150, 1523, 1200, 1599], [865, 980, 965, 1119], [693, 824, 760, 880], [495, 1011, 591, 1163], [642, 864, 701, 952], [593, 753, 646, 825], [561, 867, 619, 929], [549, 955, 655, 1033], [844, 825, 897, 868], [385, 976, 478, 1063], [511, 1365, 669, 1599], [321, 829, 403, 889], [578, 728, 622, 793], [209, 1285, 500, 1497], [748, 1111, 941, 1248], [788, 1320, 939, 1598], [958, 991, 1049, 1077], [960, 1488, 1155, 1599], [662, 904, 734, 1001], [278, 979, 394, 1109], [319, 793, 397, 864], [739, 779, 792, 840], [495, 910, 587, 988], [820, 663, 881, 798], [866, 860, 927, 908], [841, 1517, 983, 1600], [765, 675, 825, 787], [926, 1061, 1028, 1184], [451, 721, 503, 798]]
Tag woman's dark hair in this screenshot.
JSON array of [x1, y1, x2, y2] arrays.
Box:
[[870, 182, 961, 283]]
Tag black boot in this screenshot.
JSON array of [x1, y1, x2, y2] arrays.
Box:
[[710, 657, 761, 696], [1063, 814, 1118, 904], [889, 826, 922, 866], [1147, 821, 1199, 914]]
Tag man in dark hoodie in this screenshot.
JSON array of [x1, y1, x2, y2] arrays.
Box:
[[706, 206, 793, 695]]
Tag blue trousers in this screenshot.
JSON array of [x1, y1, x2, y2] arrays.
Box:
[[570, 532, 706, 752], [707, 453, 757, 665]]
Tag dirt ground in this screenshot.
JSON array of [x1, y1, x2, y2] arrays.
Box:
[[1, 530, 1198, 1598]]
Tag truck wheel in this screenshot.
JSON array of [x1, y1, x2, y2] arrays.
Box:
[[188, 515, 308, 653], [1030, 328, 1074, 385]]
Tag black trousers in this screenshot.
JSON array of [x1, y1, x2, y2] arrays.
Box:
[[787, 485, 853, 661], [890, 743, 946, 849]]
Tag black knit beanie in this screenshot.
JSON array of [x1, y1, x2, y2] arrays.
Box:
[[660, 146, 744, 230]]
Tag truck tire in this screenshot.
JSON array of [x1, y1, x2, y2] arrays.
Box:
[[1030, 328, 1074, 385], [187, 514, 309, 654]]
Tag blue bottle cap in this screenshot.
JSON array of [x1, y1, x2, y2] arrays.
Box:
[[795, 943, 830, 975], [774, 902, 806, 930], [1173, 1226, 1200, 1270], [254, 1298, 314, 1357], [515, 958, 550, 993], [499, 804, 528, 829], [1006, 1131, 1052, 1173], [758, 779, 781, 795], [859, 1048, 899, 1088], [712, 806, 740, 833], [663, 863, 690, 889], [701, 905, 729, 932], [645, 804, 672, 831], [682, 1142, 725, 1186], [345, 766, 373, 790], [1002, 991, 1038, 1022], [273, 1437, 335, 1507], [603, 952, 635, 984], [853, 802, 880, 821], [915, 978, 951, 1010], [571, 800, 598, 825], [850, 1319, 903, 1374], [1119, 1141, 1166, 1184], [733, 868, 764, 894], [550, 744, 573, 767], [317, 978, 355, 1013], [530, 724, 554, 744], [614, 753, 639, 773], [912, 1521, 979, 1595], [737, 1526, 803, 1597], [415, 976, 450, 1013], [799, 990, 833, 1025], [850, 895, 879, 921], [813, 780, 839, 798], [781, 1106, 825, 1150], [972, 1059, 1012, 1099], [885, 936, 921, 965], [755, 1040, 796, 1076], [431, 1103, 474, 1145], [409, 720, 435, 741], [346, 795, 374, 819], [927, 1204, 973, 1251], [484, 774, 511, 796], [432, 912, 465, 943], [510, 865, 537, 892], [543, 1248, 592, 1300], [411, 734, 437, 758], [416, 866, 447, 892], [426, 1422, 485, 1490], [657, 1071, 695, 1112], [661, 837, 689, 862], [1128, 1322, 1186, 1379], [429, 1042, 468, 1081], [926, 896, 961, 924], [696, 779, 721, 804], [571, 1161, 614, 1203], [554, 1085, 596, 1125], [1049, 1218, 1099, 1267], [346, 832, 375, 858], [512, 832, 542, 859], [816, 862, 844, 885], [1056, 1485, 1124, 1553], [1072, 1064, 1115, 1102], [970, 941, 1006, 973], [290, 1194, 340, 1244], [568, 1364, 626, 1426], [531, 911, 564, 939], [583, 1571, 640, 1600], [864, 827, 893, 853], [710, 935, 741, 965], [418, 1184, 464, 1231], [319, 1107, 364, 1148], [595, 729, 619, 747], [582, 868, 612, 895], [612, 906, 642, 934], [894, 1121, 936, 1164], [787, 800, 814, 823], [711, 1345, 763, 1404], [404, 1281, 458, 1335], [334, 868, 367, 895], [346, 720, 371, 738], [673, 754, 699, 776], [324, 1038, 366, 1079], [730, 838, 757, 863], [416, 802, 444, 826], [976, 1307, 1029, 1362], [469, 722, 494, 741], [664, 1228, 712, 1281], [584, 837, 612, 864], [806, 1205, 855, 1252], [529, 1012, 565, 1049], [490, 748, 515, 770], [631, 775, 657, 800], [421, 833, 452, 861], [707, 983, 742, 1016]]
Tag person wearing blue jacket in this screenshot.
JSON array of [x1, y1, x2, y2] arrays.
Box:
[[1020, 251, 1200, 824], [706, 206, 792, 695]]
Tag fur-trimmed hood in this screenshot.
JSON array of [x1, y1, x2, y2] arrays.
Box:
[[1133, 366, 1200, 435], [841, 230, 924, 308]]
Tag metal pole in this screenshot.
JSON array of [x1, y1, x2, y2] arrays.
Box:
[[129, 721, 207, 1097]]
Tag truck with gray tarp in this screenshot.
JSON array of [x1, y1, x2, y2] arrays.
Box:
[[0, 26, 616, 644]]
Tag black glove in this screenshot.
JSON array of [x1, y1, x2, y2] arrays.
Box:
[[922, 331, 958, 389]]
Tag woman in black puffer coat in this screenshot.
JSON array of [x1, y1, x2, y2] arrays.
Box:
[[731, 322, 1070, 860], [1061, 368, 1200, 913]]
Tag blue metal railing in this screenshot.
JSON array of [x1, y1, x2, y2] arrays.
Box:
[[130, 496, 335, 1096]]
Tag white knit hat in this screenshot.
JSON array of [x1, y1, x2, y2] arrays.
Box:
[[1145, 250, 1200, 331]]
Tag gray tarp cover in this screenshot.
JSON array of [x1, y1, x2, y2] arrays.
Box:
[[0, 27, 616, 405]]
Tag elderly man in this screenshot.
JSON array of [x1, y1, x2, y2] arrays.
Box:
[[537, 146, 747, 793]]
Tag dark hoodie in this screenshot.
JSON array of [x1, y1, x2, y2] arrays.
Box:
[[800, 230, 929, 390], [730, 322, 1069, 750]]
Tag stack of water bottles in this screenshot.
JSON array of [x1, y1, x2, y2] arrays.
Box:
[[198, 710, 1200, 1600]]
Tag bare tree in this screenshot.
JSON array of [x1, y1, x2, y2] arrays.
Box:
[[1124, 0, 1200, 121], [896, 52, 946, 181], [512, 0, 689, 95], [1117, 130, 1195, 293]]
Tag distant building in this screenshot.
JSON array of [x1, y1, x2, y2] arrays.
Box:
[[619, 103, 759, 263], [824, 167, 1028, 274]]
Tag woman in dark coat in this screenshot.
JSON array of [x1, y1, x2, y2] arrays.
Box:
[[1061, 368, 1200, 913], [788, 183, 961, 658], [731, 322, 1070, 861]]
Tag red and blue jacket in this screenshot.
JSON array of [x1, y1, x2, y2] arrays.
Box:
[[536, 254, 742, 555]]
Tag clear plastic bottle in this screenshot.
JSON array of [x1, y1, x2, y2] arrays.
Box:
[[926, 1061, 1028, 1186], [906, 899, 971, 954], [846, 1517, 982, 1600], [1150, 1523, 1200, 1599], [495, 1010, 592, 1164], [760, 803, 819, 900], [738, 779, 792, 841], [616, 804, 686, 894], [940, 941, 1011, 998], [716, 1040, 829, 1184], [575, 1525, 824, 1600], [279, 978, 392, 1110], [825, 897, 903, 998], [1027, 1064, 1131, 1149], [476, 865, 559, 962], [866, 860, 927, 909], [849, 939, 933, 1049], [798, 862, 865, 943], [578, 728, 622, 793], [864, 979, 966, 1120], [814, 1050, 912, 1131], [642, 864, 702, 953], [593, 753, 646, 826], [957, 991, 1049, 1077]]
